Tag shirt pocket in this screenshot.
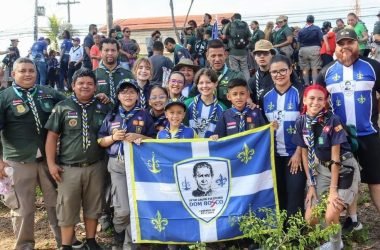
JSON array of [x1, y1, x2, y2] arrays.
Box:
[[38, 97, 55, 113], [10, 103, 30, 117], [64, 115, 82, 131]]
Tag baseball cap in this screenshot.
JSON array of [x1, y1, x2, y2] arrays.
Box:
[[253, 40, 275, 54], [164, 100, 186, 112], [336, 28, 358, 43], [116, 78, 140, 94], [72, 37, 80, 42]]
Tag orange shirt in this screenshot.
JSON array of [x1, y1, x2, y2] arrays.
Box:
[[90, 44, 101, 69], [320, 31, 336, 56]]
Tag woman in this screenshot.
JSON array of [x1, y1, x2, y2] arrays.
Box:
[[263, 21, 274, 42], [260, 54, 305, 217], [293, 85, 360, 249]]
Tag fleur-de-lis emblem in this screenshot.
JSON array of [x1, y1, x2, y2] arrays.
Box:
[[357, 94, 366, 104], [267, 102, 275, 111], [151, 211, 168, 232], [237, 143, 255, 164], [147, 152, 161, 174], [287, 125, 296, 135], [216, 174, 227, 187], [332, 73, 340, 82], [228, 215, 240, 227], [181, 177, 191, 190], [336, 98, 342, 107], [287, 102, 293, 110], [357, 71, 363, 80]]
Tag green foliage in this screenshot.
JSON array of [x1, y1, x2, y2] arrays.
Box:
[[239, 196, 340, 249], [35, 186, 43, 197], [188, 242, 207, 250], [40, 15, 61, 51]]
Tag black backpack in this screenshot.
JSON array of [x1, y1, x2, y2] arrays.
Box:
[[230, 20, 249, 49]]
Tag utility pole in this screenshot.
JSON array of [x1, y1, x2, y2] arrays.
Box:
[[57, 0, 80, 23], [34, 0, 38, 41], [106, 0, 113, 35]]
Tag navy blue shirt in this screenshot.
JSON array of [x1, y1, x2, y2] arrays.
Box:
[[298, 24, 323, 47], [293, 113, 351, 161], [98, 107, 155, 157], [214, 107, 267, 137]]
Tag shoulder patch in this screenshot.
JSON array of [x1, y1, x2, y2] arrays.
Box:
[[334, 124, 343, 132]]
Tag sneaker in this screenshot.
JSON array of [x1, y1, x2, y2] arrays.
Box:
[[85, 239, 103, 250], [319, 241, 344, 250], [72, 240, 85, 249], [342, 217, 363, 233], [112, 230, 125, 246]]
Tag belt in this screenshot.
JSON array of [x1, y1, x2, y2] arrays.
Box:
[[19, 157, 44, 164], [320, 152, 354, 168], [62, 160, 99, 168]]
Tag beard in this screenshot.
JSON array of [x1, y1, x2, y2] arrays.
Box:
[[336, 48, 359, 67]]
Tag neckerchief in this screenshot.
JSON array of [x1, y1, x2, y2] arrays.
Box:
[[164, 124, 184, 139], [305, 110, 327, 185], [169, 95, 185, 103], [138, 87, 147, 109], [71, 94, 96, 151], [149, 109, 166, 129], [216, 64, 228, 83], [192, 95, 218, 133], [99, 62, 121, 102], [232, 106, 249, 132], [117, 105, 142, 161], [12, 83, 41, 134], [255, 70, 260, 101]]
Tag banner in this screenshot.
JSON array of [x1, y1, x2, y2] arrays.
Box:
[[124, 124, 278, 244]]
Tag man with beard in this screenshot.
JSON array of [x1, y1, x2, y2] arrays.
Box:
[[83, 24, 98, 70], [94, 38, 134, 104], [317, 28, 380, 228]]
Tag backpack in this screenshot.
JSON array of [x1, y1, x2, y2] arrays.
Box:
[[230, 20, 249, 49]]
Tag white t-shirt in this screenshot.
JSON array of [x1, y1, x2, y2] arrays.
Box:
[[69, 45, 83, 63]]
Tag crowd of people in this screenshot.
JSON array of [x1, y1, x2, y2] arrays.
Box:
[[0, 9, 380, 250]]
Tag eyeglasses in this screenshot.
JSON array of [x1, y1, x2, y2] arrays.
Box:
[[255, 51, 271, 57], [150, 95, 167, 100], [169, 79, 184, 85], [270, 68, 288, 77]]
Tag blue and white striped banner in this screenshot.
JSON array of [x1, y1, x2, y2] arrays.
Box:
[[125, 124, 278, 243]]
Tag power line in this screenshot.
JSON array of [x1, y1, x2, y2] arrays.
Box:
[[57, 0, 80, 23]]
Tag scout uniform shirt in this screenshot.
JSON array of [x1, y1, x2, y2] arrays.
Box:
[[214, 106, 266, 137], [45, 97, 111, 164], [157, 124, 197, 139], [94, 62, 134, 102], [98, 105, 156, 157], [0, 84, 66, 162], [293, 112, 351, 162]]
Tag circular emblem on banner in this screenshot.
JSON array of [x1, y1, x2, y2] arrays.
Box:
[[69, 119, 78, 127]]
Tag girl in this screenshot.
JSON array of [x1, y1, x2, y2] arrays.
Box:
[[260, 54, 305, 217], [98, 80, 155, 249], [132, 57, 153, 109], [148, 85, 168, 132], [167, 71, 186, 103], [293, 85, 360, 249], [185, 68, 226, 138]]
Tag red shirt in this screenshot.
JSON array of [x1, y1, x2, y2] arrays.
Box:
[[320, 31, 336, 56], [90, 44, 101, 70]]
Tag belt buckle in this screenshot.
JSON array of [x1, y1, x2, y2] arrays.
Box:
[[80, 162, 90, 167]]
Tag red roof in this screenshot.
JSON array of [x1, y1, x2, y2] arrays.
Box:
[[100, 13, 233, 32]]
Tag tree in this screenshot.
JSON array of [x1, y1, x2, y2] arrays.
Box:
[[40, 15, 61, 51]]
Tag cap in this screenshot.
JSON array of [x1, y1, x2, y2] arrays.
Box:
[[38, 37, 45, 41], [10, 38, 19, 42], [377, 11, 380, 17], [172, 58, 200, 72], [72, 37, 80, 42], [336, 28, 358, 43], [306, 15, 314, 23], [116, 78, 140, 94], [276, 17, 285, 23], [253, 39, 275, 54], [164, 100, 187, 111]]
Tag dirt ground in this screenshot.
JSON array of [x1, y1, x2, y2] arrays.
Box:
[[0, 184, 379, 250]]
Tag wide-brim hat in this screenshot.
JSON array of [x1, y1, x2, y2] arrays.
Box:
[[10, 38, 19, 42], [253, 39, 276, 54], [336, 28, 358, 43], [172, 58, 199, 72], [116, 78, 140, 94], [164, 100, 187, 111]]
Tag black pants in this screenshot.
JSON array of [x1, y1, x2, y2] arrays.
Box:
[[275, 156, 306, 216], [321, 54, 333, 68], [67, 61, 82, 90]]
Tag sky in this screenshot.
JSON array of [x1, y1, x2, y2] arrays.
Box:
[[0, 0, 379, 56]]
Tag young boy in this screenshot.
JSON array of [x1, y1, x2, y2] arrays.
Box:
[[212, 78, 266, 138], [157, 100, 197, 139], [45, 68, 111, 250]]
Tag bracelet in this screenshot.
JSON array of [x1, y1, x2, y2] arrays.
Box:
[[111, 134, 115, 141], [330, 185, 338, 189], [330, 160, 342, 167]]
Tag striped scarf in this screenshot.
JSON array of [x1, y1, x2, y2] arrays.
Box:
[[117, 105, 142, 161], [169, 95, 185, 103], [71, 94, 96, 151], [164, 124, 184, 139], [305, 110, 326, 185], [233, 106, 249, 132], [12, 83, 42, 134], [192, 95, 218, 134], [149, 109, 166, 130]]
